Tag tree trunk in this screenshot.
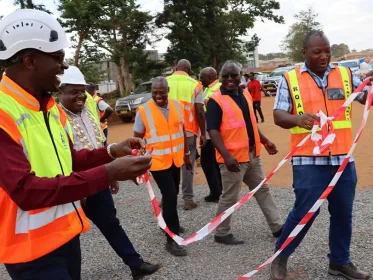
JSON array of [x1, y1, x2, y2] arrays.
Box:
[[26, 0, 33, 8], [74, 32, 87, 67], [122, 57, 131, 96], [116, 63, 125, 97]]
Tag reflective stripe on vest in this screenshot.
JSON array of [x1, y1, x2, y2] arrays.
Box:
[[143, 100, 184, 155], [289, 66, 352, 135], [139, 98, 185, 171], [16, 201, 81, 234]]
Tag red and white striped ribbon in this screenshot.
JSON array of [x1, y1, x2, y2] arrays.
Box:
[[133, 79, 371, 250], [238, 82, 373, 280]]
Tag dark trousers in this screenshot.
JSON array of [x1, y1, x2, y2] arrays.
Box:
[[5, 236, 81, 280], [253, 101, 264, 122], [276, 163, 357, 265], [151, 164, 181, 240], [103, 127, 108, 146], [83, 188, 143, 268], [201, 139, 222, 198]]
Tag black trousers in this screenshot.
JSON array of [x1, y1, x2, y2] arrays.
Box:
[[201, 139, 222, 198], [151, 164, 181, 240], [253, 101, 264, 121], [83, 188, 143, 268], [5, 236, 81, 280]]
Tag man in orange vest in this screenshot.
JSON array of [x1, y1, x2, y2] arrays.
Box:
[[207, 60, 283, 245], [134, 76, 193, 256], [86, 82, 113, 144], [271, 31, 372, 280], [0, 9, 152, 280], [167, 59, 205, 210]]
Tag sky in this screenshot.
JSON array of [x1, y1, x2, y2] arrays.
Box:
[[0, 0, 372, 58]]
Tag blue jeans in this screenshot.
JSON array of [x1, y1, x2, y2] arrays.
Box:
[[83, 189, 144, 268], [276, 163, 357, 265]]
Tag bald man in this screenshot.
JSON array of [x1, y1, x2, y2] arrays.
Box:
[[133, 77, 192, 256], [167, 59, 205, 210], [199, 67, 222, 202], [207, 61, 282, 245]]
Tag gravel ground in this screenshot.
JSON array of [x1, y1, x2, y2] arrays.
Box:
[[1, 182, 373, 280]]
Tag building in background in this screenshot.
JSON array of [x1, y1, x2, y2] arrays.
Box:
[[240, 44, 259, 69]]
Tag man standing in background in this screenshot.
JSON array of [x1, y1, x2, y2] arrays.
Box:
[[247, 72, 264, 123], [167, 59, 206, 210], [86, 82, 114, 144], [199, 67, 222, 202]]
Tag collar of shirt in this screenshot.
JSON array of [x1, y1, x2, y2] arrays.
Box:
[[208, 79, 220, 88], [150, 98, 170, 110], [59, 103, 87, 117], [300, 63, 336, 87], [173, 70, 189, 76], [220, 85, 243, 96]]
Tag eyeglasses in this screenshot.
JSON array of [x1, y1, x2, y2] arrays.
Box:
[[221, 73, 240, 80]]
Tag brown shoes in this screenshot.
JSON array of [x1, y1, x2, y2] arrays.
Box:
[[183, 200, 198, 210], [329, 262, 371, 280], [270, 256, 288, 280]]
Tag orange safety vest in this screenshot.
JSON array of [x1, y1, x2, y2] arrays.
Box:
[[93, 94, 107, 130], [210, 89, 261, 163], [167, 71, 203, 136], [138, 99, 185, 171], [285, 66, 353, 156], [0, 76, 90, 264]]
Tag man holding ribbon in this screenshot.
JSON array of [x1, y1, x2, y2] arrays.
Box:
[[271, 30, 372, 280]]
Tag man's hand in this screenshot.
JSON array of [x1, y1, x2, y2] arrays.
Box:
[[264, 141, 278, 155], [297, 113, 319, 130], [184, 155, 193, 171], [110, 137, 146, 158], [199, 135, 207, 148], [105, 155, 151, 182], [224, 154, 240, 172], [110, 181, 119, 194]]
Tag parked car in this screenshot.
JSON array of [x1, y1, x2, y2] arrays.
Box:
[[115, 81, 152, 122], [338, 59, 359, 75], [262, 66, 295, 96], [256, 74, 268, 86]]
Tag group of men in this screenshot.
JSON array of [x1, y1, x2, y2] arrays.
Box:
[[1, 7, 373, 280]]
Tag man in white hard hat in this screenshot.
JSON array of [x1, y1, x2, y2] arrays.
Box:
[[0, 9, 152, 280], [59, 66, 160, 279]]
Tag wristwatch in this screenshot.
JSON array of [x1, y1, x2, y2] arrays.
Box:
[[107, 143, 117, 159], [185, 151, 191, 156]]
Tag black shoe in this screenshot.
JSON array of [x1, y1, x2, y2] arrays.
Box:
[[214, 234, 244, 245], [204, 194, 220, 202], [131, 262, 161, 280], [261, 119, 265, 123], [329, 262, 371, 280], [165, 240, 187, 256], [272, 226, 283, 238], [270, 256, 288, 280]]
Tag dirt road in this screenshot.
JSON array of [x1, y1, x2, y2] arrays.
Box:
[[107, 96, 373, 189]]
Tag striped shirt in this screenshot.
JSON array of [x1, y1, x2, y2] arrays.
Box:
[[273, 63, 365, 166]]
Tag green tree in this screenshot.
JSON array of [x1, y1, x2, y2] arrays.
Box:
[[157, 0, 283, 73], [58, 0, 103, 66], [90, 0, 156, 96], [282, 7, 322, 62], [14, 0, 51, 13], [331, 43, 350, 58]]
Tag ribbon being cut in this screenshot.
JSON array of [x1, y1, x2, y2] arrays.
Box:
[[132, 78, 372, 279]]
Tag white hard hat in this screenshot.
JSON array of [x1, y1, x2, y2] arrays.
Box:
[[59, 66, 87, 86], [0, 9, 69, 60]]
